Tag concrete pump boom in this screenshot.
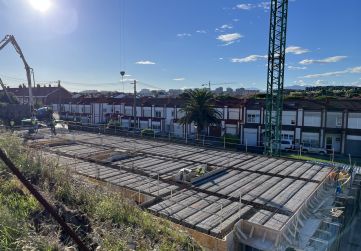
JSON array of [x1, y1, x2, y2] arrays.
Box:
[[0, 34, 33, 112], [0, 77, 13, 104]]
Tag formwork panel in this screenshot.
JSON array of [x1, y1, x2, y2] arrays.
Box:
[[228, 174, 271, 198], [283, 182, 318, 212], [263, 213, 290, 230], [301, 165, 322, 180], [288, 163, 313, 178], [159, 193, 204, 217], [216, 173, 261, 197], [253, 178, 293, 205], [267, 160, 295, 175], [196, 170, 240, 189], [312, 167, 331, 182], [266, 180, 305, 210], [242, 177, 282, 201], [277, 161, 304, 176], [172, 195, 220, 221], [183, 198, 232, 228], [195, 202, 240, 233], [248, 209, 273, 225], [210, 205, 253, 236], [256, 159, 286, 173], [207, 171, 251, 193]]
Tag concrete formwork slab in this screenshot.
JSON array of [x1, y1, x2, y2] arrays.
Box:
[[37, 131, 333, 242]]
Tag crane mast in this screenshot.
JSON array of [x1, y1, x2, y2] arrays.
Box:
[[264, 0, 289, 156], [0, 35, 34, 113]]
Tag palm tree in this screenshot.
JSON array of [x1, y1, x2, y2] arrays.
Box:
[[179, 89, 221, 138]]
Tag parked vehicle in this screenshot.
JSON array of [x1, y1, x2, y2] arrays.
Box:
[[301, 143, 327, 155], [280, 139, 294, 151]]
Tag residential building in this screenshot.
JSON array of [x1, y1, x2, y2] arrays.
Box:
[[52, 97, 361, 156], [5, 84, 71, 106]]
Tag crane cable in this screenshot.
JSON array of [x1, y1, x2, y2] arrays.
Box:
[[120, 0, 125, 93]]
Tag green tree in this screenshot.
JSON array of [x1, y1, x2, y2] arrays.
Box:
[[179, 89, 221, 138]]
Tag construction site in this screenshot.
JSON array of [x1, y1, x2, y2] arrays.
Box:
[[23, 128, 359, 251], [1, 0, 361, 250]]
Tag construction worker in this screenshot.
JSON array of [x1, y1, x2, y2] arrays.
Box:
[[336, 180, 342, 195], [50, 119, 56, 135], [348, 165, 354, 188], [10, 119, 15, 132]]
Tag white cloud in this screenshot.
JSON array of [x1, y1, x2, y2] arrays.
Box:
[[217, 33, 243, 45], [236, 2, 270, 10], [303, 70, 348, 78], [215, 24, 233, 32], [233, 18, 240, 22], [196, 30, 207, 34], [286, 46, 310, 55], [236, 3, 254, 10], [349, 66, 361, 73], [302, 65, 361, 78], [231, 54, 267, 63], [288, 66, 307, 70], [220, 24, 233, 29], [177, 33, 192, 37], [257, 2, 270, 10], [173, 78, 185, 81], [124, 74, 132, 77], [135, 60, 156, 65], [299, 56, 347, 65], [219, 57, 224, 60]]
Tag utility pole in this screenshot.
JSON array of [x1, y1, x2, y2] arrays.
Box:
[[131, 80, 137, 131]]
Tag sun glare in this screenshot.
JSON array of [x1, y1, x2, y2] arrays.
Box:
[[29, 0, 52, 12]]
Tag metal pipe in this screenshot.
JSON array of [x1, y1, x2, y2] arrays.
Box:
[[0, 148, 90, 251]]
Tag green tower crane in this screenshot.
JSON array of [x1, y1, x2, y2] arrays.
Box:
[[264, 0, 289, 156]]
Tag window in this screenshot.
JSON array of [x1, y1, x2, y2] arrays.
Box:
[[102, 108, 107, 113], [302, 132, 319, 147], [125, 108, 132, 115], [154, 111, 162, 118], [327, 112, 343, 128], [282, 134, 294, 140], [336, 116, 342, 127], [171, 111, 175, 117], [81, 107, 85, 113], [304, 111, 321, 127], [152, 124, 161, 130], [247, 114, 260, 123]]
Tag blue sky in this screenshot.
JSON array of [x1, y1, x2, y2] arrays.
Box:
[[0, 0, 360, 92]]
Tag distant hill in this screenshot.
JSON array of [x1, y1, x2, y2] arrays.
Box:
[[284, 85, 310, 91]]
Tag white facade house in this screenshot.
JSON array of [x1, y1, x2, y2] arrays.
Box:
[[52, 98, 361, 156]]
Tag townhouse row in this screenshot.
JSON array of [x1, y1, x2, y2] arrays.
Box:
[[52, 97, 361, 156]]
